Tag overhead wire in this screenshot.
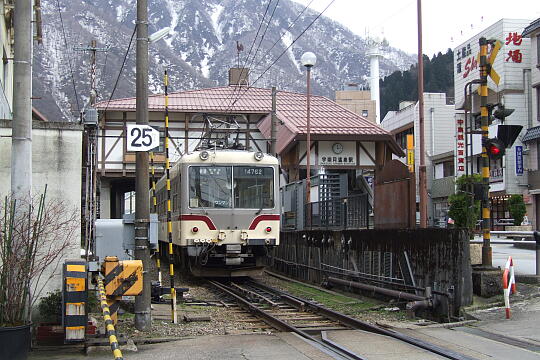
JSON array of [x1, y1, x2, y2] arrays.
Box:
[[55, 0, 80, 116], [224, 0, 336, 113], [223, 0, 275, 110], [244, 0, 281, 78], [103, 25, 137, 113]]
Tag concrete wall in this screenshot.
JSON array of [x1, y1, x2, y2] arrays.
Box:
[[335, 90, 377, 124], [0, 120, 83, 298], [272, 229, 472, 318]]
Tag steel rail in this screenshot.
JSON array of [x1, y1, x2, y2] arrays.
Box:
[[248, 280, 476, 360], [207, 280, 365, 360]]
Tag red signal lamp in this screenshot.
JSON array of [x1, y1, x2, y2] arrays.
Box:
[[265, 226, 272, 233], [485, 138, 505, 160], [192, 226, 199, 233]]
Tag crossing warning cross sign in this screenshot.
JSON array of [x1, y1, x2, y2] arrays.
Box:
[[126, 124, 160, 152]]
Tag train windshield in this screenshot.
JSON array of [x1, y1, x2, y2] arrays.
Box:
[[188, 165, 274, 209], [189, 166, 232, 208], [234, 166, 274, 209]]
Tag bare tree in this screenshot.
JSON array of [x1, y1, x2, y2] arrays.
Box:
[[0, 189, 78, 326]]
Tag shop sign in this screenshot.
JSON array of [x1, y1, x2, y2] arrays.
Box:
[[456, 118, 465, 176], [515, 146, 523, 175]]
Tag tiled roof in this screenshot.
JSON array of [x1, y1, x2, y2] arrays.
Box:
[[522, 126, 540, 142], [522, 18, 540, 37], [96, 85, 402, 155]]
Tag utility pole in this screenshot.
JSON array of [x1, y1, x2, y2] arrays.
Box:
[[75, 40, 108, 261], [417, 0, 428, 228], [270, 87, 277, 156], [11, 0, 33, 200], [479, 37, 491, 267], [134, 0, 152, 331]]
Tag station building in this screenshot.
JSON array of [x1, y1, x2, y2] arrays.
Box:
[[94, 69, 405, 229], [453, 19, 533, 228]]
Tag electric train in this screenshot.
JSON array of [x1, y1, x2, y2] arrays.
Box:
[[154, 149, 280, 277]]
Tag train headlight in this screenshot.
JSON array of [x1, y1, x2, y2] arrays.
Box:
[[254, 151, 264, 161], [192, 226, 199, 233], [265, 226, 272, 233], [199, 151, 209, 161]]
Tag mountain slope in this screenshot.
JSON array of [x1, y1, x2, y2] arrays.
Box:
[[33, 0, 415, 121]]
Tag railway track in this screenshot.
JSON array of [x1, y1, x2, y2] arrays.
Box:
[[207, 278, 476, 360]]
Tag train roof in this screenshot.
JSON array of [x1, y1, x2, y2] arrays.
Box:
[[179, 150, 279, 165]]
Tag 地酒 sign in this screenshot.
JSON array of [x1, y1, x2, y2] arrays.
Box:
[[126, 124, 160, 152]]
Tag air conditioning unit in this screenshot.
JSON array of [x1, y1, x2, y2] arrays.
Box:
[[83, 108, 98, 126]]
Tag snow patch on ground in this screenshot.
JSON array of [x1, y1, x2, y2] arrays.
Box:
[[164, 0, 181, 48], [281, 30, 301, 74], [209, 3, 224, 43]]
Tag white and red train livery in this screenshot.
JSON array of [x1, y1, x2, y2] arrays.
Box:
[[155, 150, 280, 276]]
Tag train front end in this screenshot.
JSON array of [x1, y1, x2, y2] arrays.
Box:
[[178, 150, 280, 277]]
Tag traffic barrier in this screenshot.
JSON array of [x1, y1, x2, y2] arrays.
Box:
[[97, 277, 124, 360], [502, 256, 516, 319]]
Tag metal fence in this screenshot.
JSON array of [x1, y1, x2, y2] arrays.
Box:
[[304, 194, 371, 230]]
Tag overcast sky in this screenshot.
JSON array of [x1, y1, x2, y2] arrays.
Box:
[[293, 0, 539, 56]]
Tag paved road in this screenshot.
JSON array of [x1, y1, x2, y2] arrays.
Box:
[[492, 243, 537, 274]]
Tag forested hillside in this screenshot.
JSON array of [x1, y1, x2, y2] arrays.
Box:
[[380, 49, 454, 121]]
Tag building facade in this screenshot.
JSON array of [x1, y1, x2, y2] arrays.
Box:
[[454, 19, 532, 227], [521, 18, 540, 229], [381, 93, 456, 226], [334, 84, 377, 124]]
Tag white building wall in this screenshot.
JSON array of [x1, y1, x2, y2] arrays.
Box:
[[454, 18, 532, 196], [0, 121, 83, 298]]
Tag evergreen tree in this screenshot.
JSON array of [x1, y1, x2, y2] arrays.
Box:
[[380, 49, 454, 121]]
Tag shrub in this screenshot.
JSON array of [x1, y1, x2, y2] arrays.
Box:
[[508, 195, 526, 225]]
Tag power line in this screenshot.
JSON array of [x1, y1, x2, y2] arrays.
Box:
[[103, 25, 137, 113], [226, 0, 336, 112], [225, 0, 275, 109], [251, 0, 316, 74], [245, 0, 281, 75], [55, 0, 80, 116]]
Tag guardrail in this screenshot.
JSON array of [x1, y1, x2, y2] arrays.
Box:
[[470, 231, 540, 276]]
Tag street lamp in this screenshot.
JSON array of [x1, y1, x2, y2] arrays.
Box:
[[301, 51, 316, 226]]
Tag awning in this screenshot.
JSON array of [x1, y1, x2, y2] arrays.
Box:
[[521, 126, 540, 142]]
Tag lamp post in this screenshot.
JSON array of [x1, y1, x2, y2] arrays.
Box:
[[301, 51, 316, 226]]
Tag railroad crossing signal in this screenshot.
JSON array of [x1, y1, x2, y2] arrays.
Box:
[[126, 124, 160, 152], [486, 39, 501, 85]]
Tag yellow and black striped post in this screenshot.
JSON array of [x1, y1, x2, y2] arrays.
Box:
[[164, 70, 178, 323], [102, 256, 143, 324], [479, 37, 492, 267], [150, 151, 162, 284], [97, 277, 124, 360]]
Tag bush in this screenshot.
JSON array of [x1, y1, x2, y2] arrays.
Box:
[[508, 195, 526, 225], [448, 175, 481, 233], [37, 290, 62, 323]]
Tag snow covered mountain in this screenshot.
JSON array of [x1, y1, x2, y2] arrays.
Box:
[[33, 0, 416, 121]]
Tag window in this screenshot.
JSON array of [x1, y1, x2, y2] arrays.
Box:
[[537, 141, 540, 170], [536, 86, 540, 123], [188, 165, 275, 209], [189, 166, 232, 208], [361, 109, 368, 117], [395, 127, 414, 150], [537, 34, 540, 67], [234, 166, 274, 209]]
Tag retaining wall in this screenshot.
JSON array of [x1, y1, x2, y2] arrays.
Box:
[[271, 228, 472, 317]]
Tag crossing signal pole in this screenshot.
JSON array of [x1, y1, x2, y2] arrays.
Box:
[[478, 37, 522, 267], [479, 37, 492, 267]]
